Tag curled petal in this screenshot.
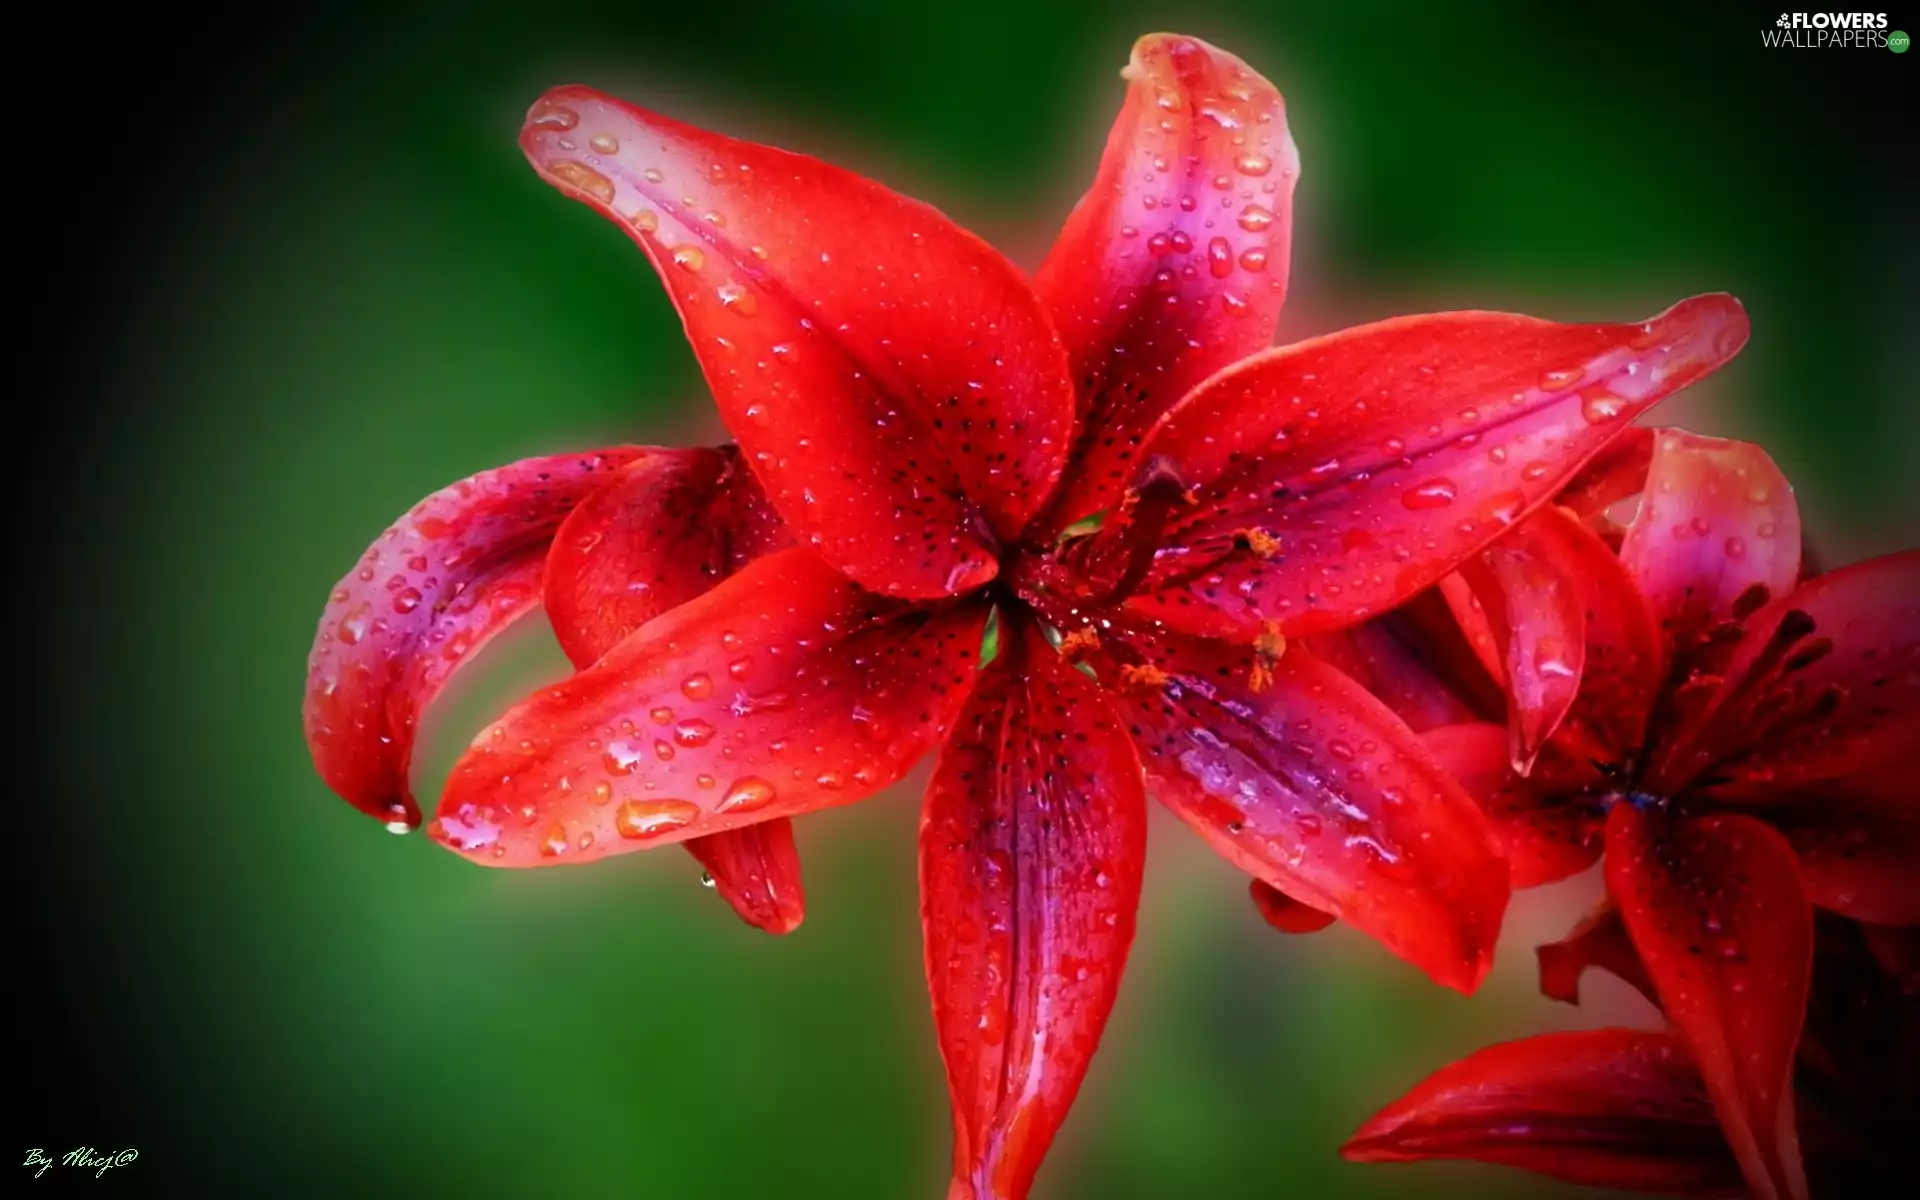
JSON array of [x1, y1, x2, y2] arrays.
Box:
[[303, 448, 640, 828], [1033, 32, 1298, 531], [544, 444, 788, 667], [1248, 879, 1337, 934], [436, 549, 988, 866], [545, 445, 802, 932], [1100, 631, 1509, 992], [522, 88, 1074, 595], [1606, 805, 1813, 1200], [1444, 507, 1588, 771], [1653, 551, 1920, 798], [1537, 901, 1658, 1009], [1343, 1028, 1744, 1198], [921, 616, 1147, 1200], [1108, 295, 1749, 639], [1420, 722, 1602, 888], [1620, 431, 1801, 658], [1558, 425, 1656, 523], [1445, 505, 1664, 772], [682, 818, 805, 935]]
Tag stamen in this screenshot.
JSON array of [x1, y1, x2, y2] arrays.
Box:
[[1057, 627, 1101, 661], [1249, 620, 1287, 693], [1090, 456, 1196, 604], [1235, 527, 1281, 559], [1117, 662, 1171, 696]]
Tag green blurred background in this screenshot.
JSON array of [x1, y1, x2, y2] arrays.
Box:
[[22, 2, 1912, 1197]]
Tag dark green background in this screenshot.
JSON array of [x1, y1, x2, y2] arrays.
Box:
[[23, 2, 1912, 1197]]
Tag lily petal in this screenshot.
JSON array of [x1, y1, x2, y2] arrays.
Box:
[[1443, 506, 1590, 771], [1606, 805, 1813, 1200], [1654, 550, 1920, 798], [1303, 591, 1503, 732], [1343, 1028, 1744, 1198], [1558, 425, 1656, 524], [1445, 504, 1665, 773], [1100, 630, 1509, 992], [436, 548, 988, 866], [521, 87, 1075, 596], [303, 448, 640, 828], [544, 444, 788, 668], [1112, 295, 1749, 639], [682, 818, 806, 935], [921, 615, 1146, 1200], [1537, 901, 1658, 1008], [1248, 879, 1337, 934], [545, 445, 802, 933], [1620, 431, 1800, 658], [1033, 32, 1298, 532], [1420, 722, 1602, 888], [1772, 783, 1920, 925]]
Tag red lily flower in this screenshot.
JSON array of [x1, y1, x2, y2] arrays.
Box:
[[1343, 914, 1919, 1198], [1383, 430, 1919, 1198], [302, 32, 1752, 1197]]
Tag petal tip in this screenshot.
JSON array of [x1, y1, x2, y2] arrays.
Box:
[[1658, 291, 1751, 368]]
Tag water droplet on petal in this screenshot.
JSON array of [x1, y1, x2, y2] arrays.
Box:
[[547, 161, 615, 204], [1401, 478, 1459, 510], [529, 104, 578, 131], [717, 776, 775, 814], [681, 673, 714, 700], [615, 799, 699, 840], [1237, 204, 1274, 232], [588, 133, 619, 154], [674, 719, 717, 747]]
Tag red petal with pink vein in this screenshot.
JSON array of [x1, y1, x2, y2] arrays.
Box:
[[1105, 294, 1749, 639], [921, 617, 1146, 1200], [1342, 1028, 1744, 1198], [1248, 879, 1337, 934], [434, 548, 988, 866], [1099, 630, 1509, 992], [303, 448, 641, 828], [1620, 431, 1800, 658], [520, 88, 1074, 596], [1606, 805, 1812, 1200], [1033, 32, 1298, 532], [545, 444, 802, 933], [1652, 551, 1920, 798], [1537, 901, 1658, 1008], [1420, 722, 1603, 888]]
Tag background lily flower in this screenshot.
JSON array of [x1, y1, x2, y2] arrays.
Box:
[[300, 30, 1752, 1200], [1343, 915, 1919, 1198], [1387, 430, 1918, 1199]]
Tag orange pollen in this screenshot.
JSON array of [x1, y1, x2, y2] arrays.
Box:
[[1237, 527, 1281, 559], [1249, 620, 1287, 692], [1118, 663, 1171, 696], [1057, 627, 1101, 661]]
